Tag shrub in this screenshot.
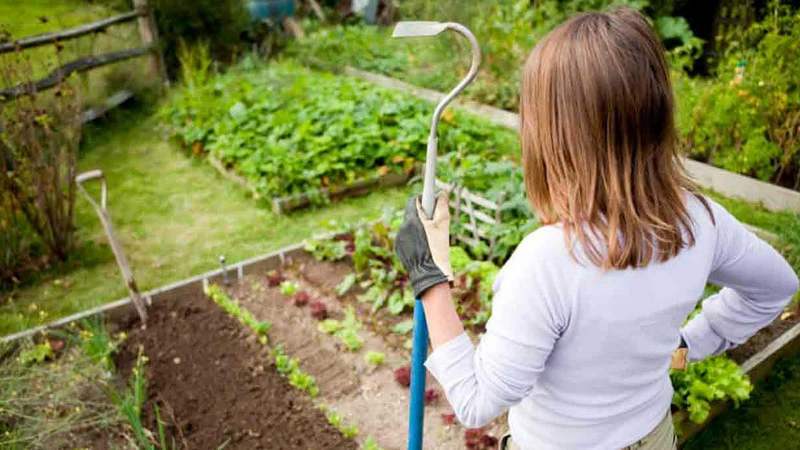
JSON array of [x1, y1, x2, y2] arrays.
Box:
[[675, 1, 800, 187], [0, 57, 82, 270], [290, 0, 699, 111], [151, 0, 248, 78], [0, 192, 42, 288]]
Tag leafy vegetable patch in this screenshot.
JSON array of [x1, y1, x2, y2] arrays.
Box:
[[160, 60, 517, 201]]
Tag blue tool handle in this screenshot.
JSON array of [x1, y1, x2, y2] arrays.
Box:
[[408, 298, 429, 450]]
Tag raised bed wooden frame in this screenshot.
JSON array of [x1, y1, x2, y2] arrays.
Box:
[[207, 154, 413, 214]]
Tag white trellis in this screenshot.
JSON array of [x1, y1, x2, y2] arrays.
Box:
[[436, 179, 505, 256]]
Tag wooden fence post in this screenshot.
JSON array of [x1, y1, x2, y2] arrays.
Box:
[[132, 0, 167, 85]]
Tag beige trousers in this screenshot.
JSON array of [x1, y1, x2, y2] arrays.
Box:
[[499, 411, 677, 450]]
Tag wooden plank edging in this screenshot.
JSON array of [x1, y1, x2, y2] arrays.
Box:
[[344, 66, 800, 214], [206, 152, 412, 214], [272, 171, 411, 214], [0, 240, 310, 343]]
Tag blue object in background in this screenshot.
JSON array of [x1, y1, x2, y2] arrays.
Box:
[[408, 298, 429, 450], [352, 0, 379, 24], [246, 0, 295, 22]]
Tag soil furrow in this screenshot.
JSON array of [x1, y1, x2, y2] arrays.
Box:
[[115, 291, 356, 450], [233, 260, 507, 450]]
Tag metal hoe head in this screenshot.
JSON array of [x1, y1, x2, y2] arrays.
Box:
[[391, 21, 481, 219], [392, 21, 449, 38]]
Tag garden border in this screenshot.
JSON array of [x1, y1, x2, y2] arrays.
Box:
[[206, 154, 413, 214], [3, 238, 800, 443], [343, 67, 800, 213]]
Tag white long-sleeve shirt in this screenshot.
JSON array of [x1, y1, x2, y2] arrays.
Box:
[[425, 195, 798, 450]]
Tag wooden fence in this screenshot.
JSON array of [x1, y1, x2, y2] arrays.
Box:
[[0, 0, 164, 104]]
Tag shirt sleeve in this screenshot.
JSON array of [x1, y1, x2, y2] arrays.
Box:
[[425, 234, 565, 428], [680, 200, 799, 361]]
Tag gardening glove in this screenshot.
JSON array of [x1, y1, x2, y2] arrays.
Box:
[[395, 192, 454, 298]]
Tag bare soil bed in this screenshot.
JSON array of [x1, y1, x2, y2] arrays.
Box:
[[728, 311, 800, 363], [115, 291, 355, 450], [228, 251, 506, 450]]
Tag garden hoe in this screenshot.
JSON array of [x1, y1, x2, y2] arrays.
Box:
[[392, 21, 481, 450], [76, 170, 148, 325]]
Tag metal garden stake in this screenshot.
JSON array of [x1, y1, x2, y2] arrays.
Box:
[[392, 21, 481, 450], [76, 170, 148, 324], [219, 255, 230, 285]]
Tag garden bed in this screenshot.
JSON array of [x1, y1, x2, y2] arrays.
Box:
[[729, 312, 800, 364], [224, 252, 505, 449], [159, 58, 516, 214], [113, 290, 355, 449], [0, 282, 358, 448], [4, 227, 800, 448]]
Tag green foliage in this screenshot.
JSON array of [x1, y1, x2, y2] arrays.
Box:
[[437, 154, 539, 262], [0, 330, 122, 449], [361, 436, 383, 450], [109, 348, 155, 449], [318, 307, 364, 352], [151, 0, 248, 78], [683, 352, 800, 449], [290, 0, 698, 111], [671, 356, 753, 424], [205, 283, 271, 344], [0, 192, 41, 289], [78, 317, 121, 371], [161, 59, 516, 200], [279, 280, 299, 297], [324, 408, 359, 439], [272, 345, 320, 397], [675, 2, 800, 187], [391, 320, 414, 336], [305, 239, 348, 262], [364, 351, 385, 367], [335, 273, 357, 296], [0, 107, 409, 337], [308, 214, 499, 329], [18, 342, 53, 366]]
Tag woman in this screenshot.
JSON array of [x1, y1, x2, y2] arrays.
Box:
[[394, 7, 798, 450]]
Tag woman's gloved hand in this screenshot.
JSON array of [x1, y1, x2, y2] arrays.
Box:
[[395, 192, 454, 298]]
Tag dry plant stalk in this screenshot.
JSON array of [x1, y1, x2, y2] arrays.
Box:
[[0, 51, 83, 263]]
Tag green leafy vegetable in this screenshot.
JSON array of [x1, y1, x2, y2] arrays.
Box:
[[671, 356, 753, 423], [364, 351, 386, 367], [279, 280, 299, 297], [317, 307, 364, 352]]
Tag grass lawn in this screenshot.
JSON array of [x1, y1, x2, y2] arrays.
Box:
[[0, 0, 112, 38], [0, 107, 409, 335]]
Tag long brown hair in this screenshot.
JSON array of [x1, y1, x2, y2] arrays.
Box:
[[520, 7, 708, 269]]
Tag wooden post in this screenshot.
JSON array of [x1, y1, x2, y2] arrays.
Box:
[[490, 192, 505, 258], [132, 0, 167, 85]]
